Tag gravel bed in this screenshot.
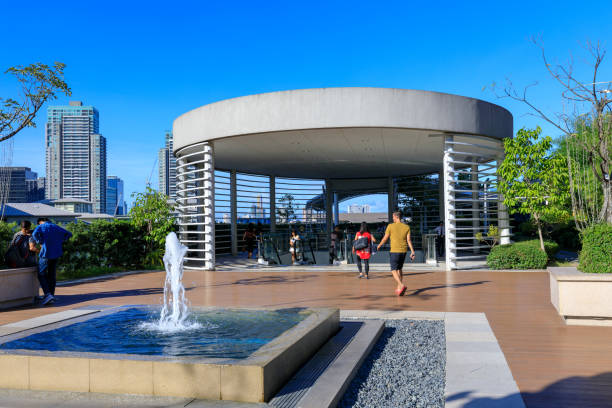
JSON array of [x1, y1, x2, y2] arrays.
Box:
[[338, 319, 445, 408]]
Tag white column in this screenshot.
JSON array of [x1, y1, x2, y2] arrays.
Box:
[[269, 175, 276, 233], [230, 170, 237, 256], [471, 163, 480, 254], [497, 154, 511, 245], [443, 135, 457, 270], [202, 142, 215, 270]]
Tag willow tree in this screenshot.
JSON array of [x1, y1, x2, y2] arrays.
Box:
[[498, 39, 611, 229]]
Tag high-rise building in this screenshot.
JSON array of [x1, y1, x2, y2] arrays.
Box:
[[158, 131, 176, 199], [34, 177, 46, 201], [0, 167, 43, 203], [347, 204, 371, 214], [45, 101, 107, 213], [106, 175, 127, 216], [90, 133, 107, 214]]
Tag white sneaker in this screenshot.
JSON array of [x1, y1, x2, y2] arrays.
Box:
[[41, 294, 55, 306]]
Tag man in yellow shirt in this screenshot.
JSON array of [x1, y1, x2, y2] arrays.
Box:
[[377, 211, 415, 296]]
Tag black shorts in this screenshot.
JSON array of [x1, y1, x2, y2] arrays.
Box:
[[390, 252, 407, 271]]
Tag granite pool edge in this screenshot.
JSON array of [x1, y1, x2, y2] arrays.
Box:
[[0, 305, 339, 403]]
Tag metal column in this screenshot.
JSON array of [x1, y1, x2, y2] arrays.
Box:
[[325, 180, 332, 238], [230, 170, 237, 256], [443, 135, 457, 270], [269, 175, 276, 233], [387, 176, 395, 222], [333, 192, 339, 226]]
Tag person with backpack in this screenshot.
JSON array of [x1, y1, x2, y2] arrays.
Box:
[[352, 222, 377, 279], [31, 217, 72, 306], [5, 220, 37, 268]]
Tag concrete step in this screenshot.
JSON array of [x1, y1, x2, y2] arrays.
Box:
[[269, 319, 384, 408]]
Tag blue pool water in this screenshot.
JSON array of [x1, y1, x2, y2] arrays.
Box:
[[0, 307, 307, 358]]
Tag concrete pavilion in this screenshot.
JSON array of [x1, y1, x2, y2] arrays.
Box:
[[172, 87, 513, 271]]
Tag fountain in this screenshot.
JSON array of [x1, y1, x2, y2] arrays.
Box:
[[0, 233, 340, 402], [141, 232, 201, 332]]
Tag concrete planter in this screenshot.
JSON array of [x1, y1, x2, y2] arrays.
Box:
[[549, 267, 612, 326], [0, 267, 38, 309]]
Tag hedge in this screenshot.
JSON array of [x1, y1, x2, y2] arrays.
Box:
[[487, 239, 558, 270], [0, 220, 159, 278], [0, 222, 17, 261], [59, 220, 150, 277], [579, 223, 612, 274]]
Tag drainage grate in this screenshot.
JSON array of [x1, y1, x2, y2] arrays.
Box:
[[269, 321, 362, 408]]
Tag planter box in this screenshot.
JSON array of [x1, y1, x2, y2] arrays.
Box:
[[549, 267, 612, 326], [0, 267, 38, 309]]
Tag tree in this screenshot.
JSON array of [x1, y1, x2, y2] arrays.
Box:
[[554, 115, 611, 229], [475, 225, 500, 249], [497, 39, 611, 227], [129, 186, 177, 264], [0, 62, 71, 143], [498, 127, 570, 251], [277, 193, 296, 223]]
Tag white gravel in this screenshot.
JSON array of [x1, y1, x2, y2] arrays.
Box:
[[338, 319, 445, 408]]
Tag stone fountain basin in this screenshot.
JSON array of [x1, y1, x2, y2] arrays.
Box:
[[0, 306, 339, 403]]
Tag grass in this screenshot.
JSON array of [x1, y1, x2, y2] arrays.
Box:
[[547, 259, 579, 268]]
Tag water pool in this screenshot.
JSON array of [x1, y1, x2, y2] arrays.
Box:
[[0, 307, 308, 359]]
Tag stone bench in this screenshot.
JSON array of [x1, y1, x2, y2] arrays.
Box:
[[0, 267, 38, 309]]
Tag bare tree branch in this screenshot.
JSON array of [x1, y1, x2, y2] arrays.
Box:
[[0, 62, 71, 143], [493, 39, 612, 226]]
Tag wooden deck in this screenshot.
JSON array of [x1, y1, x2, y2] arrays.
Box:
[[1, 269, 611, 407]]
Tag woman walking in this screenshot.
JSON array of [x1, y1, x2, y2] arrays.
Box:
[[352, 222, 376, 279]]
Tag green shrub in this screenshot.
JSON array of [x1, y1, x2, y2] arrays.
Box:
[[540, 240, 560, 260], [0, 222, 18, 267], [517, 220, 538, 237], [549, 220, 581, 251], [60, 220, 149, 277], [487, 239, 556, 269], [579, 223, 612, 274]]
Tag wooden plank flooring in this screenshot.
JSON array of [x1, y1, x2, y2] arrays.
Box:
[[1, 269, 611, 407]]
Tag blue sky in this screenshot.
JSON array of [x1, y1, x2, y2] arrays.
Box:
[[1, 0, 610, 210]]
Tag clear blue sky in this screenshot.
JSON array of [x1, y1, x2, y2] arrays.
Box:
[[1, 0, 610, 210]]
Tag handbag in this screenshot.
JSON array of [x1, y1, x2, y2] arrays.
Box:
[[353, 236, 369, 250]]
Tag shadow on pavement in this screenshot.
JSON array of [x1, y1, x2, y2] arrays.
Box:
[[447, 372, 612, 408]]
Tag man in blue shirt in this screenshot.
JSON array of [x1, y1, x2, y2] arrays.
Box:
[[31, 217, 72, 305]]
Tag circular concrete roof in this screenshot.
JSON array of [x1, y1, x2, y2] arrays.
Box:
[[173, 88, 512, 178]]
